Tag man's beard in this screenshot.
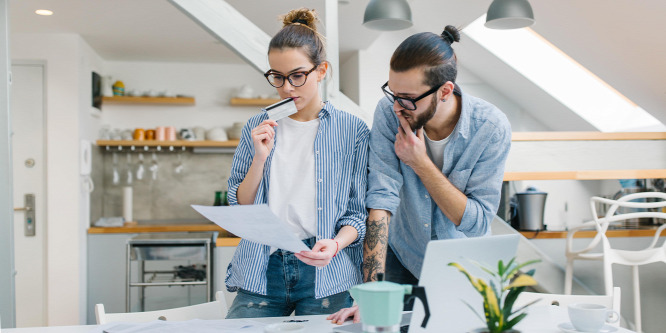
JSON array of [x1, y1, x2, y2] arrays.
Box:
[[409, 96, 438, 130]]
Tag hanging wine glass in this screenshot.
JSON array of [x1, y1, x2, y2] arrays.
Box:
[[136, 153, 145, 181], [149, 152, 159, 181], [174, 152, 184, 174], [112, 152, 120, 185], [125, 153, 133, 185]]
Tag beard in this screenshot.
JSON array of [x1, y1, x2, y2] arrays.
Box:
[[408, 96, 438, 130]]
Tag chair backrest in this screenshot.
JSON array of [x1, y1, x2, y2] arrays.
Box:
[[515, 287, 621, 327], [591, 192, 666, 230], [95, 291, 228, 324]]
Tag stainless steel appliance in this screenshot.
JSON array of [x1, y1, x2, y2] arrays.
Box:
[[516, 188, 547, 231]]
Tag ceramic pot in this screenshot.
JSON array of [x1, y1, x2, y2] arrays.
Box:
[[227, 122, 244, 140]]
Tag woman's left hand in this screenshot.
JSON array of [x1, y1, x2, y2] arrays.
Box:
[[294, 239, 338, 267]]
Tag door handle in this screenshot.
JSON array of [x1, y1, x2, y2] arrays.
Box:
[[15, 194, 36, 236]]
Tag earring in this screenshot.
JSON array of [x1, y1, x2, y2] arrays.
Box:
[[441, 98, 446, 102]]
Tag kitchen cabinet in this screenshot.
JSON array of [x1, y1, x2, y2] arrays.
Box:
[[102, 96, 195, 105]]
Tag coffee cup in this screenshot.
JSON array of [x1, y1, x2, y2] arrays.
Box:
[[568, 303, 619, 332], [263, 323, 304, 333]]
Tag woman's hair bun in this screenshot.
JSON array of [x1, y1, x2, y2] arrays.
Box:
[[281, 8, 319, 31], [441, 25, 461, 44]]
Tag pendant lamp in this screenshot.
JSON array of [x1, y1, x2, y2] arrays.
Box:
[[485, 0, 535, 29], [363, 0, 413, 31]]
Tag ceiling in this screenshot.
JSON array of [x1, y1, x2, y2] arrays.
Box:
[[9, 0, 666, 130]]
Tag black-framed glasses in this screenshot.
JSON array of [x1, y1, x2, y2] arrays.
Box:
[[264, 65, 318, 88], [381, 82, 440, 111]]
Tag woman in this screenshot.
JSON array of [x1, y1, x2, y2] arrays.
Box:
[[225, 8, 369, 318]]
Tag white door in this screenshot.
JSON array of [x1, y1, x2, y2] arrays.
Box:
[[11, 63, 47, 327]]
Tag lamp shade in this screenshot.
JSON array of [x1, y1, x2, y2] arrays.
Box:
[[485, 0, 535, 29], [363, 0, 413, 31]]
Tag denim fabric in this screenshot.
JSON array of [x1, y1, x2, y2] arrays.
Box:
[[385, 245, 419, 311], [226, 238, 353, 318], [367, 88, 512, 279]]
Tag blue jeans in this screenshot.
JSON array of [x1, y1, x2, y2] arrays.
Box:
[[385, 245, 419, 311], [226, 238, 353, 318]]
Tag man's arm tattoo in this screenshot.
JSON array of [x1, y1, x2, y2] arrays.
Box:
[[365, 216, 388, 251], [363, 252, 383, 282]]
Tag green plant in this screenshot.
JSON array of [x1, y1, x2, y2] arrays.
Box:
[[448, 258, 540, 333]]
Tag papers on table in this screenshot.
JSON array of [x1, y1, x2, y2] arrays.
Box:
[[95, 319, 267, 333], [191, 204, 310, 253]]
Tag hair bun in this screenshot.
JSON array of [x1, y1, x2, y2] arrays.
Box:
[[281, 8, 318, 31], [441, 25, 460, 44]]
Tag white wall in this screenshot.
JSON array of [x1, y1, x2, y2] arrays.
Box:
[[101, 61, 275, 131]]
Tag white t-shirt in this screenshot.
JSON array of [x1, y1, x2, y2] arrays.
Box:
[[425, 131, 451, 170], [268, 116, 320, 240]]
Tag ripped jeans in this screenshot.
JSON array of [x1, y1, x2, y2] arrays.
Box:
[[226, 238, 353, 318]]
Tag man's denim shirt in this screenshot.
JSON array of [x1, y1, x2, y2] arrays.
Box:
[[366, 89, 512, 278]]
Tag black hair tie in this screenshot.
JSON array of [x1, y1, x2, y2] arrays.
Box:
[[442, 30, 455, 44], [293, 19, 308, 25]]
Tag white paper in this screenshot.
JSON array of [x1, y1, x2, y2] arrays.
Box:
[[265, 98, 297, 121], [191, 204, 310, 253], [96, 319, 266, 333]]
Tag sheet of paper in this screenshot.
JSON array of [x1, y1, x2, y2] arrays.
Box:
[[264, 98, 297, 121], [96, 319, 266, 333], [191, 204, 310, 253]]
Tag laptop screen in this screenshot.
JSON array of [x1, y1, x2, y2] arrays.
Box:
[[408, 234, 520, 333]]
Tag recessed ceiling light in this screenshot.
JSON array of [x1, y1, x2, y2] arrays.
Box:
[[35, 9, 53, 16]]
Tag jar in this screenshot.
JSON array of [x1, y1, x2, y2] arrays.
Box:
[[145, 129, 155, 140], [227, 122, 244, 140], [133, 128, 145, 141], [112, 80, 125, 96]]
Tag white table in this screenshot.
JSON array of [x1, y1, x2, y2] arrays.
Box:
[[3, 307, 636, 332]]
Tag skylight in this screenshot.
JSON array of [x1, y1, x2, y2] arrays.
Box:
[[464, 15, 665, 132]]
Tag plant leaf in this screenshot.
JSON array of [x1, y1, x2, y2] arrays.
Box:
[[502, 257, 517, 280], [448, 262, 483, 292], [506, 259, 540, 279], [504, 274, 538, 290], [462, 300, 486, 324], [505, 312, 528, 330]]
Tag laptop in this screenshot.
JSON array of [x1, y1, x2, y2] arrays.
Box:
[[408, 234, 520, 333]]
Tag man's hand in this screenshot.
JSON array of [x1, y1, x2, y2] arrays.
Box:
[[327, 305, 360, 325], [394, 114, 428, 170], [294, 239, 337, 267]]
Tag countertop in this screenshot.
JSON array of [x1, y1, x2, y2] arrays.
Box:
[[87, 222, 241, 247]]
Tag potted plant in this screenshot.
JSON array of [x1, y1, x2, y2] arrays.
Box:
[[448, 258, 540, 333]]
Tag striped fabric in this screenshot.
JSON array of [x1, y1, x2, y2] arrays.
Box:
[[226, 102, 370, 298]]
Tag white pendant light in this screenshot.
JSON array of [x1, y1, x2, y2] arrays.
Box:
[[485, 0, 535, 30], [363, 0, 413, 31]]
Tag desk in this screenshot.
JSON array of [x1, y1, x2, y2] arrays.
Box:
[[3, 308, 636, 332]]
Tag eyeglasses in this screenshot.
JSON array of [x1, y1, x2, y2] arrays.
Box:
[[381, 82, 440, 111], [264, 65, 318, 88]]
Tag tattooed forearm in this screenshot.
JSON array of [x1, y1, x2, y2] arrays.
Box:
[[362, 252, 384, 282], [365, 216, 388, 251]]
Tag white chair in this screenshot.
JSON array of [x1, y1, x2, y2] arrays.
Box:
[[515, 287, 621, 327], [95, 290, 228, 324], [589, 193, 666, 333], [564, 192, 666, 295]]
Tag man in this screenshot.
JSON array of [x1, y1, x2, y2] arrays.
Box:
[[328, 26, 511, 323]]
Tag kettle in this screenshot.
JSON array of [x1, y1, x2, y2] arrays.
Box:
[[350, 274, 430, 333]]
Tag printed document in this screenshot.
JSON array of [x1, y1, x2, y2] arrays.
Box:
[[191, 204, 309, 253]]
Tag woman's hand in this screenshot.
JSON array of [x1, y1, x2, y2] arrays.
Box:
[[327, 305, 360, 324], [251, 119, 278, 161], [294, 239, 338, 267]]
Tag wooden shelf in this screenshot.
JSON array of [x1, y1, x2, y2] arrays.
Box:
[[230, 97, 281, 106], [519, 227, 666, 239], [512, 132, 666, 141], [96, 139, 239, 148], [102, 96, 195, 105], [504, 169, 666, 181]]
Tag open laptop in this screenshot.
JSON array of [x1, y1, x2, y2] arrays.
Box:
[[408, 234, 520, 333], [334, 234, 519, 333]]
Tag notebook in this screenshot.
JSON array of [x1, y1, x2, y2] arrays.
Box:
[[407, 234, 520, 333]]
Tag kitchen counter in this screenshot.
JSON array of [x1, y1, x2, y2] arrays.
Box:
[[519, 226, 666, 239], [87, 223, 241, 247]]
